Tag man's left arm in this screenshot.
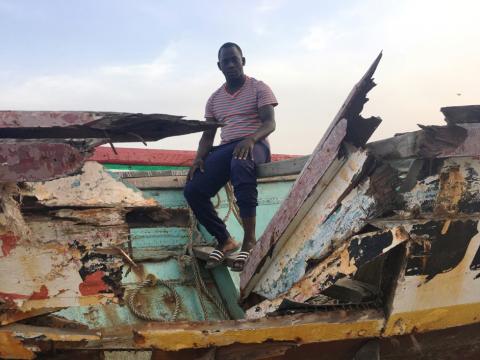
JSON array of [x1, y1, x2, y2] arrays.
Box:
[[233, 105, 276, 160]]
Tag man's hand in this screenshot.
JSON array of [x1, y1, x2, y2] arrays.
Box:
[[233, 137, 256, 160], [187, 159, 205, 181]]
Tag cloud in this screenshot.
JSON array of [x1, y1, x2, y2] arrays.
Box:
[[255, 0, 284, 13], [300, 25, 339, 51]]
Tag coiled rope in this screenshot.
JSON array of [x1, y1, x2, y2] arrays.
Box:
[[125, 274, 181, 322]]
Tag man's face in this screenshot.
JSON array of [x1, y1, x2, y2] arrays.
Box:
[[218, 46, 245, 81]]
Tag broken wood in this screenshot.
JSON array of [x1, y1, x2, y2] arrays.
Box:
[[26, 161, 158, 208], [240, 52, 383, 298], [246, 226, 410, 318], [441, 105, 480, 124], [367, 123, 480, 160]]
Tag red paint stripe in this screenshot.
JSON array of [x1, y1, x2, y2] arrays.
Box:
[[88, 147, 300, 166]]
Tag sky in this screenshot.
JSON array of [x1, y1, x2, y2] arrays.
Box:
[[1, 0, 479, 155]]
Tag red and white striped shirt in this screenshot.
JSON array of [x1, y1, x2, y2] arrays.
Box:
[[205, 76, 278, 145]]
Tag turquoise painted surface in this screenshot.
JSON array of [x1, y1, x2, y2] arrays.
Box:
[[104, 163, 189, 171], [144, 189, 188, 208], [58, 166, 295, 328], [56, 259, 227, 326]]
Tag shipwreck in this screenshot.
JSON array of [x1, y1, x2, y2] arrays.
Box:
[[1, 53, 480, 359]]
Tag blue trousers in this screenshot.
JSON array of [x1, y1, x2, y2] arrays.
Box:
[[184, 140, 270, 245]]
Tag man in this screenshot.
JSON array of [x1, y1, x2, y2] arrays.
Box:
[[183, 42, 277, 271]]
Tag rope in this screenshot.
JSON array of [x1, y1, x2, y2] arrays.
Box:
[[125, 274, 181, 322], [213, 182, 242, 225], [224, 182, 242, 225], [187, 210, 231, 320]]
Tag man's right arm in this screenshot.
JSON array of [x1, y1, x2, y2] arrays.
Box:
[[187, 117, 217, 180]]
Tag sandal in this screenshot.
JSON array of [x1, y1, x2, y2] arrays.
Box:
[[205, 247, 239, 269], [230, 251, 251, 272]]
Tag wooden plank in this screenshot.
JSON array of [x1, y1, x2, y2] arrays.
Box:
[[135, 309, 384, 351], [0, 323, 100, 341], [124, 174, 297, 190], [0, 111, 219, 142], [240, 53, 382, 296], [256, 155, 310, 178], [49, 208, 126, 226], [367, 123, 480, 160], [246, 226, 410, 319], [90, 147, 298, 166], [441, 105, 480, 124]]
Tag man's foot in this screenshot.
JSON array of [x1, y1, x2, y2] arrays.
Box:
[[205, 238, 240, 269], [219, 237, 240, 254], [230, 250, 251, 272]]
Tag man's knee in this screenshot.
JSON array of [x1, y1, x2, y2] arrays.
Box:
[[230, 159, 255, 183]]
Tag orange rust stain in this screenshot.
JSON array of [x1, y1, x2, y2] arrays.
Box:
[[435, 166, 465, 214], [79, 271, 108, 296], [0, 233, 18, 256], [29, 285, 49, 300], [0, 332, 34, 359]]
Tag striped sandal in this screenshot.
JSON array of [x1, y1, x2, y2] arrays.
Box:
[[205, 248, 238, 269], [230, 251, 251, 272]]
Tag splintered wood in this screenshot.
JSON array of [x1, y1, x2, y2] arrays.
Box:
[[0, 162, 160, 314]]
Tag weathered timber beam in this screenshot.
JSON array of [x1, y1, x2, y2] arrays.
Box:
[[256, 155, 310, 178], [441, 105, 480, 124], [246, 226, 410, 319], [0, 323, 100, 359], [134, 309, 383, 351], [0, 308, 61, 326], [240, 53, 382, 297], [367, 123, 480, 160], [0, 111, 220, 142]]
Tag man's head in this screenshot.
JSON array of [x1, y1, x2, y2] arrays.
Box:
[[217, 42, 245, 82]]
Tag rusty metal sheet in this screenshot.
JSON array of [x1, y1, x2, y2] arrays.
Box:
[[240, 53, 382, 297]]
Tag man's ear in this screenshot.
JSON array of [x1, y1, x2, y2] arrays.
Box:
[[217, 61, 221, 71], [242, 57, 246, 66]]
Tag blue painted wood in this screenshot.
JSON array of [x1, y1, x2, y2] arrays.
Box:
[[130, 227, 192, 248], [144, 189, 188, 208], [254, 183, 378, 299]]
